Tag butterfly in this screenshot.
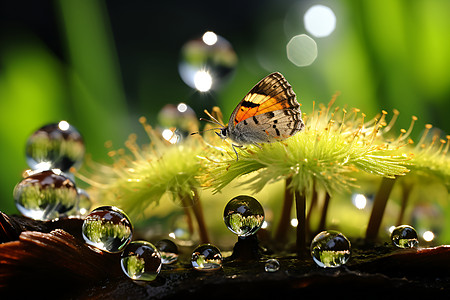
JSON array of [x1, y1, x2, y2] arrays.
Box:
[[203, 72, 304, 159]]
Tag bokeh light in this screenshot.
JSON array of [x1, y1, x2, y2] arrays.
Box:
[[194, 70, 213, 92], [286, 34, 318, 67], [304, 5, 336, 38], [352, 194, 367, 210]]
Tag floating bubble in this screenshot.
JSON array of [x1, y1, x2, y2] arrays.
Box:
[[121, 241, 162, 282], [26, 121, 85, 172], [157, 103, 198, 141], [286, 34, 318, 67], [191, 244, 223, 271], [264, 259, 280, 272], [223, 195, 265, 237], [390, 225, 419, 249], [178, 31, 237, 92], [155, 239, 179, 264], [310, 230, 351, 268], [82, 206, 133, 253], [13, 169, 78, 220]]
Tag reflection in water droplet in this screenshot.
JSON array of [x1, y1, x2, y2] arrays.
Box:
[[121, 241, 162, 282], [178, 31, 237, 92], [304, 5, 336, 38], [286, 34, 318, 67], [310, 230, 351, 268], [223, 195, 265, 237], [156, 239, 179, 264], [264, 259, 280, 272], [191, 244, 223, 271], [13, 169, 78, 220], [390, 225, 419, 249], [26, 121, 85, 172], [82, 206, 133, 253]]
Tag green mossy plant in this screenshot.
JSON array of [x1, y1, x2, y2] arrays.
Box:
[[76, 117, 211, 243], [202, 99, 413, 252], [77, 98, 449, 252]]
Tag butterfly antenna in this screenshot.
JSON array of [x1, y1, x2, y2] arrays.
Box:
[[203, 109, 225, 127], [190, 126, 222, 136]]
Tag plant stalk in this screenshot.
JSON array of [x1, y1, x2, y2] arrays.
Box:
[[365, 177, 397, 242], [318, 191, 331, 232], [274, 177, 294, 244], [305, 181, 318, 239], [294, 189, 307, 256], [190, 187, 210, 244], [396, 180, 412, 225], [180, 196, 195, 236]]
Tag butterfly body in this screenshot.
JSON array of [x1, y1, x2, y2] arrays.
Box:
[[218, 72, 304, 148]]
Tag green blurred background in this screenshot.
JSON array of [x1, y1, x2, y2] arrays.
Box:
[[0, 0, 449, 217]]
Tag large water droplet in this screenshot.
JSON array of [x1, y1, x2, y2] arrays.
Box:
[[223, 195, 265, 237], [121, 241, 162, 282], [82, 206, 133, 253], [390, 225, 419, 249], [264, 258, 280, 272], [178, 31, 237, 92], [26, 121, 85, 172], [155, 239, 179, 264], [13, 169, 78, 220], [310, 230, 351, 268], [191, 244, 223, 271]]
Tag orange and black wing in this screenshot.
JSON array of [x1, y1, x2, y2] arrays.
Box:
[[229, 72, 302, 129]]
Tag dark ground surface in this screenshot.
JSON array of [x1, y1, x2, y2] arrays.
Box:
[[1, 212, 450, 299]]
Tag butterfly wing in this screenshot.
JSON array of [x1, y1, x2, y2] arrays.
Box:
[[228, 72, 304, 144]]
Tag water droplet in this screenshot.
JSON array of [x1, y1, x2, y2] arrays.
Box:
[[82, 206, 133, 253], [13, 169, 78, 220], [390, 225, 419, 249], [191, 244, 222, 271], [223, 195, 265, 237], [121, 241, 162, 281], [155, 239, 179, 264], [178, 31, 237, 92], [310, 230, 351, 268], [264, 259, 280, 272], [26, 121, 85, 172]]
